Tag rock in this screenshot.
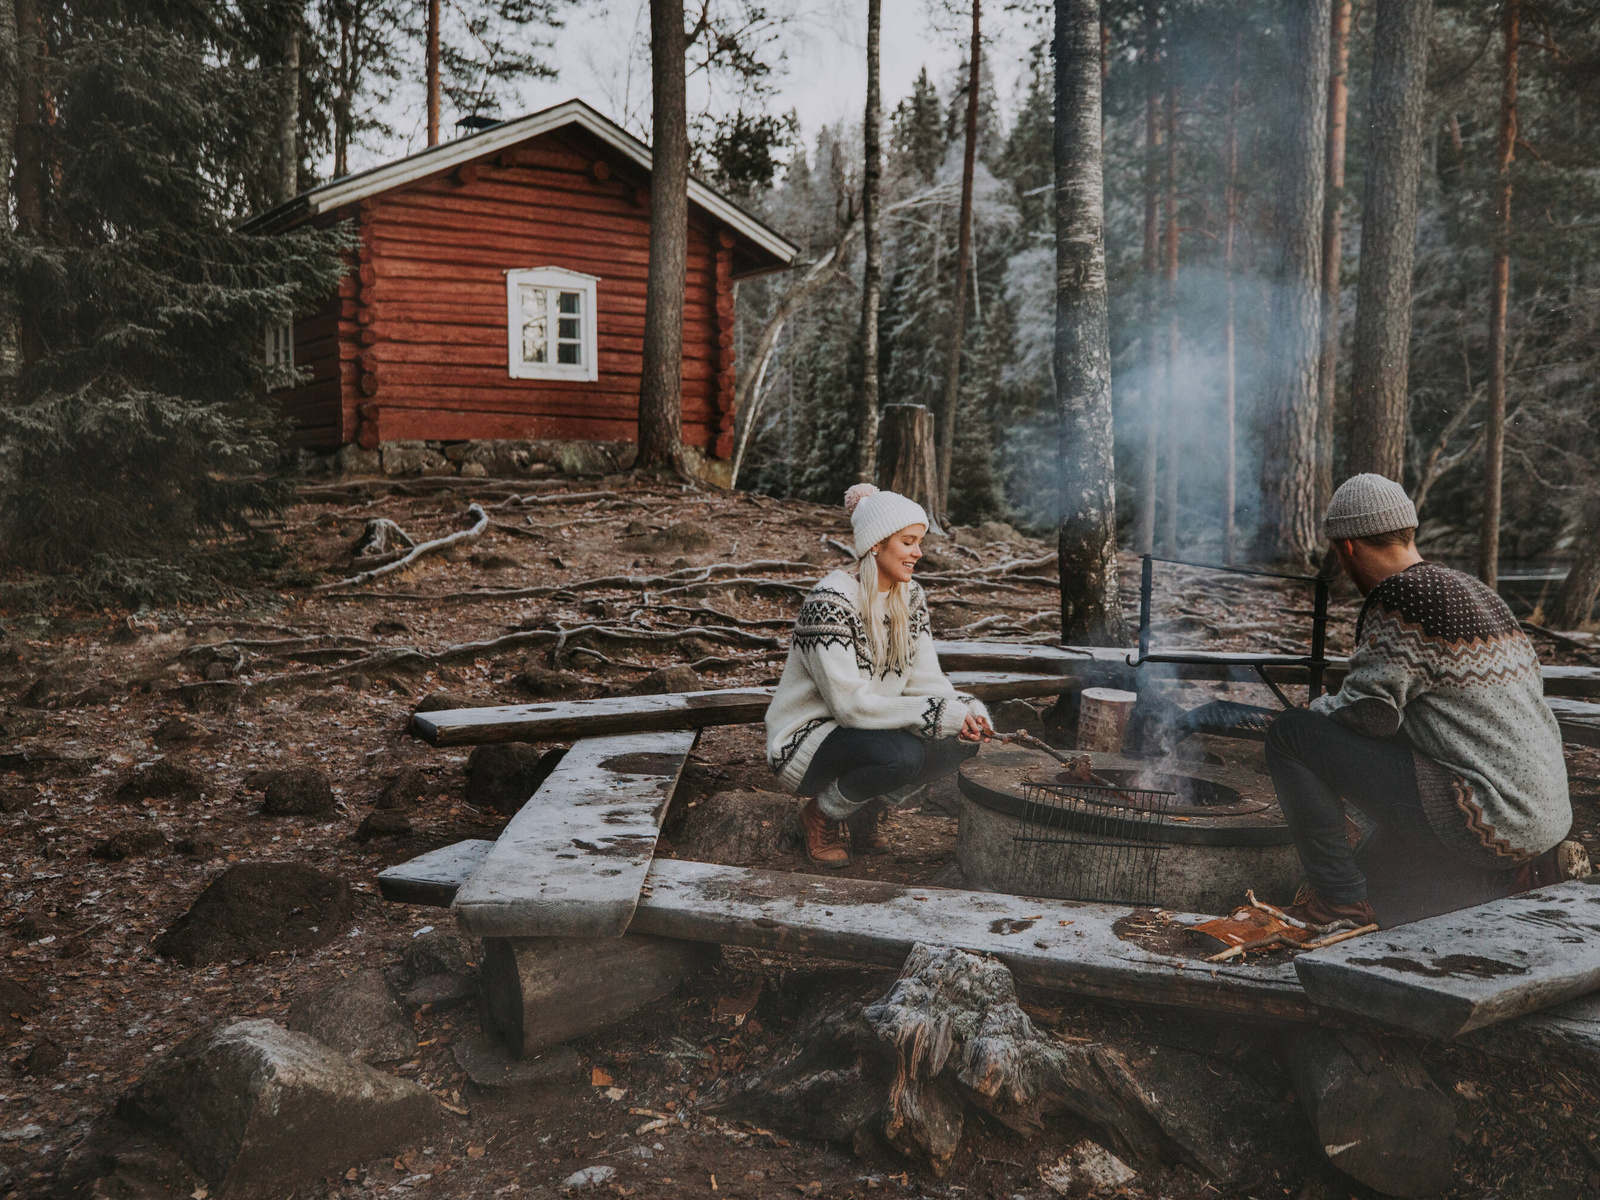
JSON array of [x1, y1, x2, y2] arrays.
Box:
[[452, 1032, 582, 1089], [0, 743, 96, 780], [22, 1039, 64, 1076], [336, 443, 382, 475], [0, 786, 38, 813], [672, 790, 797, 865], [355, 810, 413, 840], [156, 863, 354, 966], [91, 827, 169, 861], [0, 979, 43, 1039], [413, 690, 476, 715], [372, 618, 412, 637], [380, 440, 452, 478], [402, 929, 479, 983], [257, 766, 335, 816], [286, 969, 416, 1064], [376, 767, 431, 810], [112, 759, 204, 806], [110, 1020, 442, 1197], [151, 714, 211, 749], [619, 522, 714, 554], [403, 972, 477, 1009], [629, 666, 702, 696], [513, 665, 597, 700], [1040, 1141, 1137, 1195], [171, 829, 219, 859], [465, 743, 562, 815], [562, 1166, 617, 1190]]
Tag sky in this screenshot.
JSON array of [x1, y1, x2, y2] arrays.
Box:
[[349, 0, 1046, 176]]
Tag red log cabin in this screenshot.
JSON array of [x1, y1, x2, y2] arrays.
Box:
[[243, 99, 798, 478]]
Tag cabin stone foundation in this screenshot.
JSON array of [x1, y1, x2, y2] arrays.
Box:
[[295, 436, 732, 486]]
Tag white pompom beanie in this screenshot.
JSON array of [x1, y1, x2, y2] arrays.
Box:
[[844, 484, 929, 558]]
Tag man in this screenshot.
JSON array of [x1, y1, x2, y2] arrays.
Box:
[[1266, 473, 1572, 928]]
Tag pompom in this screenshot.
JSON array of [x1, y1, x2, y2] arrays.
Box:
[[843, 483, 879, 516]]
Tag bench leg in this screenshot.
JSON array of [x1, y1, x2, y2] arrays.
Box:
[[480, 934, 718, 1057]]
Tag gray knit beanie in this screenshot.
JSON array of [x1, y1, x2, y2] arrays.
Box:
[[1324, 473, 1418, 540]]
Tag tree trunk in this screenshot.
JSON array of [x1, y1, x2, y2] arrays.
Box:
[[426, 0, 440, 147], [637, 0, 689, 476], [1254, 0, 1331, 570], [277, 20, 300, 206], [1479, 0, 1518, 589], [1054, 0, 1125, 646], [1158, 75, 1179, 556], [0, 0, 18, 378], [13, 0, 45, 238], [936, 0, 980, 515], [1315, 0, 1351, 514], [1222, 34, 1241, 565], [855, 0, 883, 483], [1347, 0, 1434, 484], [878, 405, 942, 532], [1548, 495, 1600, 629], [1135, 1, 1160, 556], [333, 2, 351, 178]]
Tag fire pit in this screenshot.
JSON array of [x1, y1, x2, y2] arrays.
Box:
[[955, 745, 1302, 915]]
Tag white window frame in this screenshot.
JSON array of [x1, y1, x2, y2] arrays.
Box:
[[265, 319, 294, 389], [505, 266, 599, 382]]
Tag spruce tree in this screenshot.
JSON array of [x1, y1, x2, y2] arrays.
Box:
[[0, 0, 348, 604]]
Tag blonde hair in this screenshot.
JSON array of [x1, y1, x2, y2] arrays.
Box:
[[857, 547, 915, 676]]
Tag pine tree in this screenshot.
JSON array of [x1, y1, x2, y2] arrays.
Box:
[[0, 0, 348, 604]]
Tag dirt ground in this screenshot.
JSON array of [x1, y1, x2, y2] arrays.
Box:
[[3, 473, 1600, 1200]]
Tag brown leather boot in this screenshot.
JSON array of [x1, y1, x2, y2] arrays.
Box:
[[847, 798, 891, 853], [1286, 886, 1378, 930], [800, 798, 850, 868]]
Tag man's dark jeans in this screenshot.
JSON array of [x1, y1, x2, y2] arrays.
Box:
[[1264, 707, 1441, 905]]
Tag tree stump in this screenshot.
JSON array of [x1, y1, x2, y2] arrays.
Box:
[[1283, 1028, 1454, 1197], [1076, 687, 1138, 752], [877, 405, 942, 531]]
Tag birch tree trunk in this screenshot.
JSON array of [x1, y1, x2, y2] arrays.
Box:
[[1254, 0, 1331, 570], [1479, 0, 1519, 589], [855, 0, 883, 483], [277, 20, 300, 205], [637, 0, 689, 475], [1054, 0, 1125, 646], [1135, 0, 1161, 555], [1315, 0, 1351, 514], [1347, 0, 1434, 483], [426, 0, 440, 146], [1158, 74, 1179, 556], [936, 0, 980, 515]]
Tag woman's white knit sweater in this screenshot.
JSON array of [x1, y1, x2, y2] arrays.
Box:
[[764, 570, 989, 791]]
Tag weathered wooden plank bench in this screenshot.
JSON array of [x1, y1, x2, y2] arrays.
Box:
[[451, 730, 697, 938], [1294, 878, 1600, 1038]]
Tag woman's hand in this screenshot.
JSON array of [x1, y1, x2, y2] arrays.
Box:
[[959, 712, 995, 742]]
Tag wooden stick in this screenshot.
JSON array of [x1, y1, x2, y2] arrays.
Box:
[[1205, 932, 1298, 963], [1298, 923, 1378, 950], [1246, 889, 1310, 931], [315, 504, 489, 591]]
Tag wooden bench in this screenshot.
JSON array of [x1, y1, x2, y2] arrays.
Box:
[[451, 730, 698, 939]]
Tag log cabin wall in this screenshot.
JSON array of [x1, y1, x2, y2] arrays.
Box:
[[276, 128, 730, 457]]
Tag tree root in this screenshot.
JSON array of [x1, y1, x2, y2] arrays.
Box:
[[315, 504, 489, 591], [319, 558, 817, 603]]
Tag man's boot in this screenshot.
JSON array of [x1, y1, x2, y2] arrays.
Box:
[[1286, 886, 1378, 930], [847, 798, 891, 853], [800, 797, 850, 868]]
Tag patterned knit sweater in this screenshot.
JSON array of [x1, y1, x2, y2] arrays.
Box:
[[1310, 560, 1570, 870], [764, 570, 988, 791]]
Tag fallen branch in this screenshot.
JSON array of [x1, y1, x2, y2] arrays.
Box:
[[315, 504, 489, 591]]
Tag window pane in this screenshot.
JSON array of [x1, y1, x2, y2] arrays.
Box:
[[557, 291, 581, 314], [557, 317, 580, 340], [556, 341, 581, 365], [519, 285, 547, 363]]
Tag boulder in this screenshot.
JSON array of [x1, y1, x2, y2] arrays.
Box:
[[672, 790, 798, 865], [371, 618, 411, 637], [399, 929, 480, 1010], [151, 714, 212, 749], [257, 766, 335, 817], [91, 827, 169, 861], [412, 690, 476, 715], [335, 444, 381, 475], [512, 665, 596, 701], [156, 863, 353, 966], [286, 970, 416, 1064], [354, 811, 412, 841], [375, 767, 431, 810], [465, 743, 562, 815], [629, 666, 702, 696], [112, 1020, 441, 1197], [112, 760, 204, 806], [380, 440, 451, 478]]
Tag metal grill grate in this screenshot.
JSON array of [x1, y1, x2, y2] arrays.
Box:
[[1004, 780, 1173, 905]]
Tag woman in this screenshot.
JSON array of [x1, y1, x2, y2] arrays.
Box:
[[765, 484, 994, 867]]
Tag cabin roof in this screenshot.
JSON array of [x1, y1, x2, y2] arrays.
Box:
[[240, 97, 800, 270]]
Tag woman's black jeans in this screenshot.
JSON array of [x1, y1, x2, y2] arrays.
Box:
[[798, 727, 978, 819]]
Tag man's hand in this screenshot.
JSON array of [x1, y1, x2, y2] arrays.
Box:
[[960, 712, 995, 742]]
